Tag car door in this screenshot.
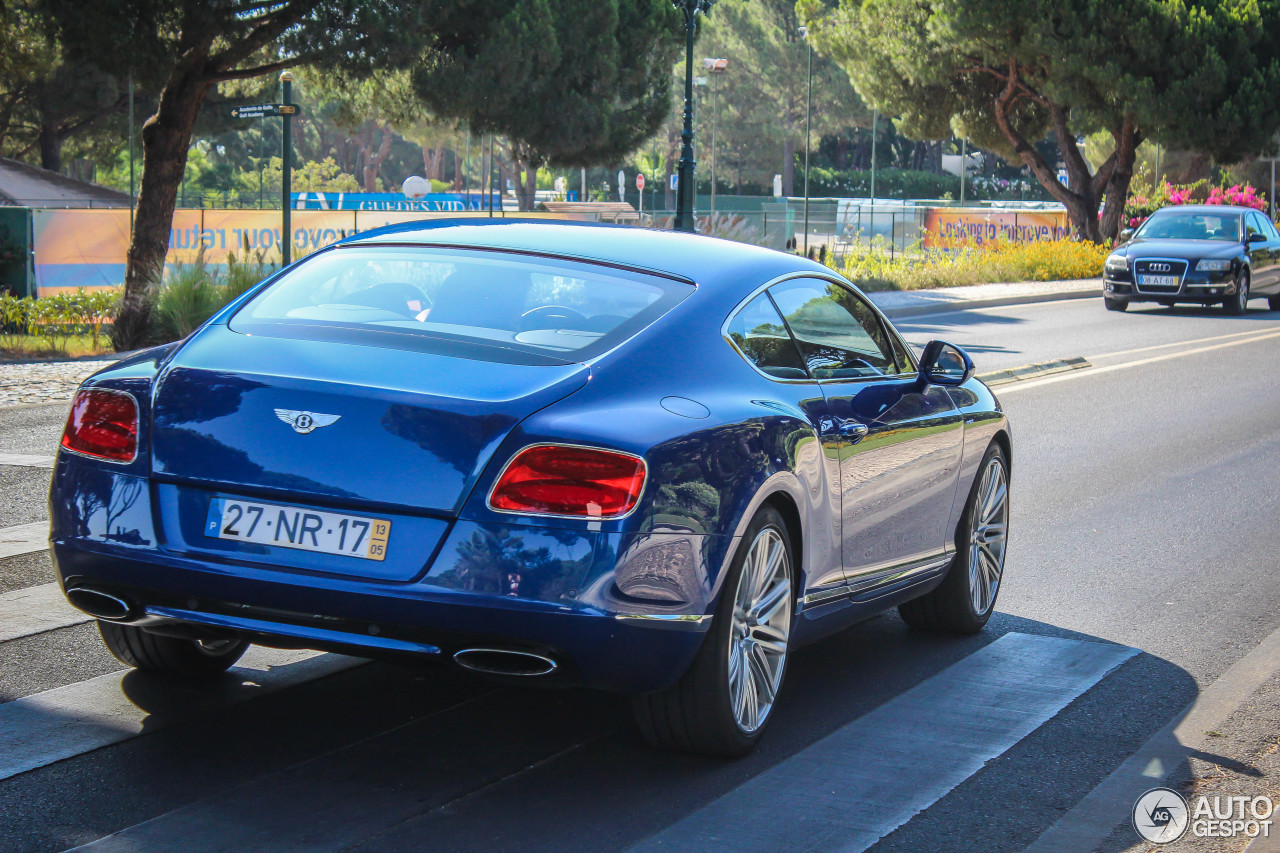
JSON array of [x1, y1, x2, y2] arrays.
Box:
[[1245, 212, 1275, 288], [724, 290, 847, 599], [1257, 214, 1280, 293], [767, 277, 965, 590]]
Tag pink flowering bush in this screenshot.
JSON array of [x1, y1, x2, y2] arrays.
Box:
[[1205, 184, 1267, 211]]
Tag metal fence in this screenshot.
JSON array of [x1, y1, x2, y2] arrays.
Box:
[[639, 203, 928, 264]]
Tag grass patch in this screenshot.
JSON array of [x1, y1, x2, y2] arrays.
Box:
[[0, 333, 115, 360], [827, 238, 1109, 291]]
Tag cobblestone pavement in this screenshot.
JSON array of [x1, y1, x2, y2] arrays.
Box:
[[0, 360, 117, 408]]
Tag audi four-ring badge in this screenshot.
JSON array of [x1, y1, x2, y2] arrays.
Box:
[[1103, 204, 1280, 313], [50, 219, 1011, 757]]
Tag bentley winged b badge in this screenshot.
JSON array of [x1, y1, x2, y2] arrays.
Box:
[[274, 409, 341, 435]]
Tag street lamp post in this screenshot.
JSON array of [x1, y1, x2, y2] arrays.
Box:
[[673, 0, 716, 233], [798, 27, 813, 254]]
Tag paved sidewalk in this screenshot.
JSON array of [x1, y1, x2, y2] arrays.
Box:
[[868, 277, 1100, 318], [0, 360, 114, 407]]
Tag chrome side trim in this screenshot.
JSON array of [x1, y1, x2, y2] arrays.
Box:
[[800, 552, 952, 607], [613, 613, 713, 631]]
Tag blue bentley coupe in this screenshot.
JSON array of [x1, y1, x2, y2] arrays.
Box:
[[51, 220, 1011, 756]]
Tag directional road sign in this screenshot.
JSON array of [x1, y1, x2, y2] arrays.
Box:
[[230, 103, 300, 119]]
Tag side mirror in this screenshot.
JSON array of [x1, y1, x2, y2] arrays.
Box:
[[1119, 228, 1135, 242], [919, 340, 974, 387], [1248, 232, 1267, 244]]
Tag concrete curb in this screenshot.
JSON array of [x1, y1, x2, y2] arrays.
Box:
[[873, 287, 1099, 319]]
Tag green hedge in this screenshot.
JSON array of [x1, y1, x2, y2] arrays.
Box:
[[0, 289, 120, 352]]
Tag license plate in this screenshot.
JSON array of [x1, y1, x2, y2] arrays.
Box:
[[204, 498, 390, 561], [1139, 274, 1179, 287]]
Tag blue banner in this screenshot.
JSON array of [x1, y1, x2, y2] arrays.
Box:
[[290, 192, 501, 212]]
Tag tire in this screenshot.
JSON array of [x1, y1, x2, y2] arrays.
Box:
[[1104, 296, 1128, 312], [899, 442, 1009, 634], [1268, 295, 1280, 311], [98, 621, 249, 679], [1222, 270, 1250, 315], [632, 505, 795, 757]]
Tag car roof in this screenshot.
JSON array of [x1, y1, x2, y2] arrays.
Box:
[[1153, 204, 1253, 214], [337, 217, 829, 291]]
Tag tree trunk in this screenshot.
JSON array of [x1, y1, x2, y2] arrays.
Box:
[[115, 59, 212, 350], [513, 155, 531, 210], [1098, 121, 1140, 242], [524, 163, 537, 210], [361, 126, 392, 192], [37, 123, 61, 172], [782, 136, 794, 197]]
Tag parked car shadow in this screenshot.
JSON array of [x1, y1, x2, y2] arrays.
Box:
[[12, 610, 1201, 853]]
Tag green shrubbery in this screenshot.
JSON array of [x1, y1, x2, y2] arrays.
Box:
[[150, 251, 277, 342], [806, 167, 1049, 201], [0, 289, 120, 355], [0, 250, 276, 358]]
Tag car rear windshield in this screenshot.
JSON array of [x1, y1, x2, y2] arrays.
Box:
[[1136, 212, 1241, 242], [230, 246, 693, 364]]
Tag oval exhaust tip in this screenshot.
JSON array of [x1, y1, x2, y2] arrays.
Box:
[[66, 588, 133, 621], [453, 648, 558, 677]]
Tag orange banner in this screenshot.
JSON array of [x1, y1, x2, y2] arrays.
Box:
[[922, 208, 1070, 248]]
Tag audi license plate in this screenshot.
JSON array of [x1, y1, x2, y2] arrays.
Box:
[[1139, 274, 1179, 287], [205, 497, 390, 561]]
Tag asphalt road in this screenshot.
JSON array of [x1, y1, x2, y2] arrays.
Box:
[[2, 296, 1279, 852]]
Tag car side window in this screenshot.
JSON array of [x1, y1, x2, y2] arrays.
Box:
[[1246, 213, 1265, 239], [725, 293, 810, 379], [767, 278, 898, 379], [1266, 217, 1280, 241]]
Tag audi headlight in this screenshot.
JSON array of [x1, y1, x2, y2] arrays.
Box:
[[1196, 259, 1232, 271], [1104, 254, 1129, 272]]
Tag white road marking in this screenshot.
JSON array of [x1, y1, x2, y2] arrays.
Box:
[[0, 453, 56, 468], [1024, 620, 1280, 853], [0, 521, 50, 559], [0, 582, 88, 642], [999, 328, 1280, 394], [0, 647, 363, 782], [628, 632, 1137, 853], [1085, 325, 1280, 362]]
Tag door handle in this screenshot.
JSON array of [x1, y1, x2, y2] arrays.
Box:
[[840, 422, 869, 442]]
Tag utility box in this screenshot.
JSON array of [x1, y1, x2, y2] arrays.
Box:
[[0, 208, 33, 297]]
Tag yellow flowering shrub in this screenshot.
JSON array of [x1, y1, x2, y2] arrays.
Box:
[[826, 238, 1109, 291]]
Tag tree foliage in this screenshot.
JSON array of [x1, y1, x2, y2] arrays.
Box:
[[411, 0, 683, 208], [799, 0, 1280, 241], [34, 0, 430, 347]]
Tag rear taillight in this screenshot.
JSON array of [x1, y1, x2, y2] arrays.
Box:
[[61, 389, 139, 463], [488, 444, 646, 518]]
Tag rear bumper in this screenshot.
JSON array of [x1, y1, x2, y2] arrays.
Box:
[[50, 464, 725, 694]]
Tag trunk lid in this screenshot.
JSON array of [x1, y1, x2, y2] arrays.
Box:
[[150, 325, 589, 516]]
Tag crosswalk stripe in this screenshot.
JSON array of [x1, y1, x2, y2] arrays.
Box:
[[0, 647, 363, 782], [0, 453, 56, 468], [0, 521, 50, 559], [0, 582, 89, 642], [628, 632, 1138, 853]]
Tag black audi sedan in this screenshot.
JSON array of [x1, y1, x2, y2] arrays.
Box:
[[1102, 204, 1280, 313]]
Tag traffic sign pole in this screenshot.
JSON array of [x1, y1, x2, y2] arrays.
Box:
[[280, 72, 294, 265]]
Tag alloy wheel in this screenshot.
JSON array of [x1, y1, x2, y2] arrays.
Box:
[[1238, 276, 1250, 312], [728, 526, 792, 733], [968, 457, 1009, 615]]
